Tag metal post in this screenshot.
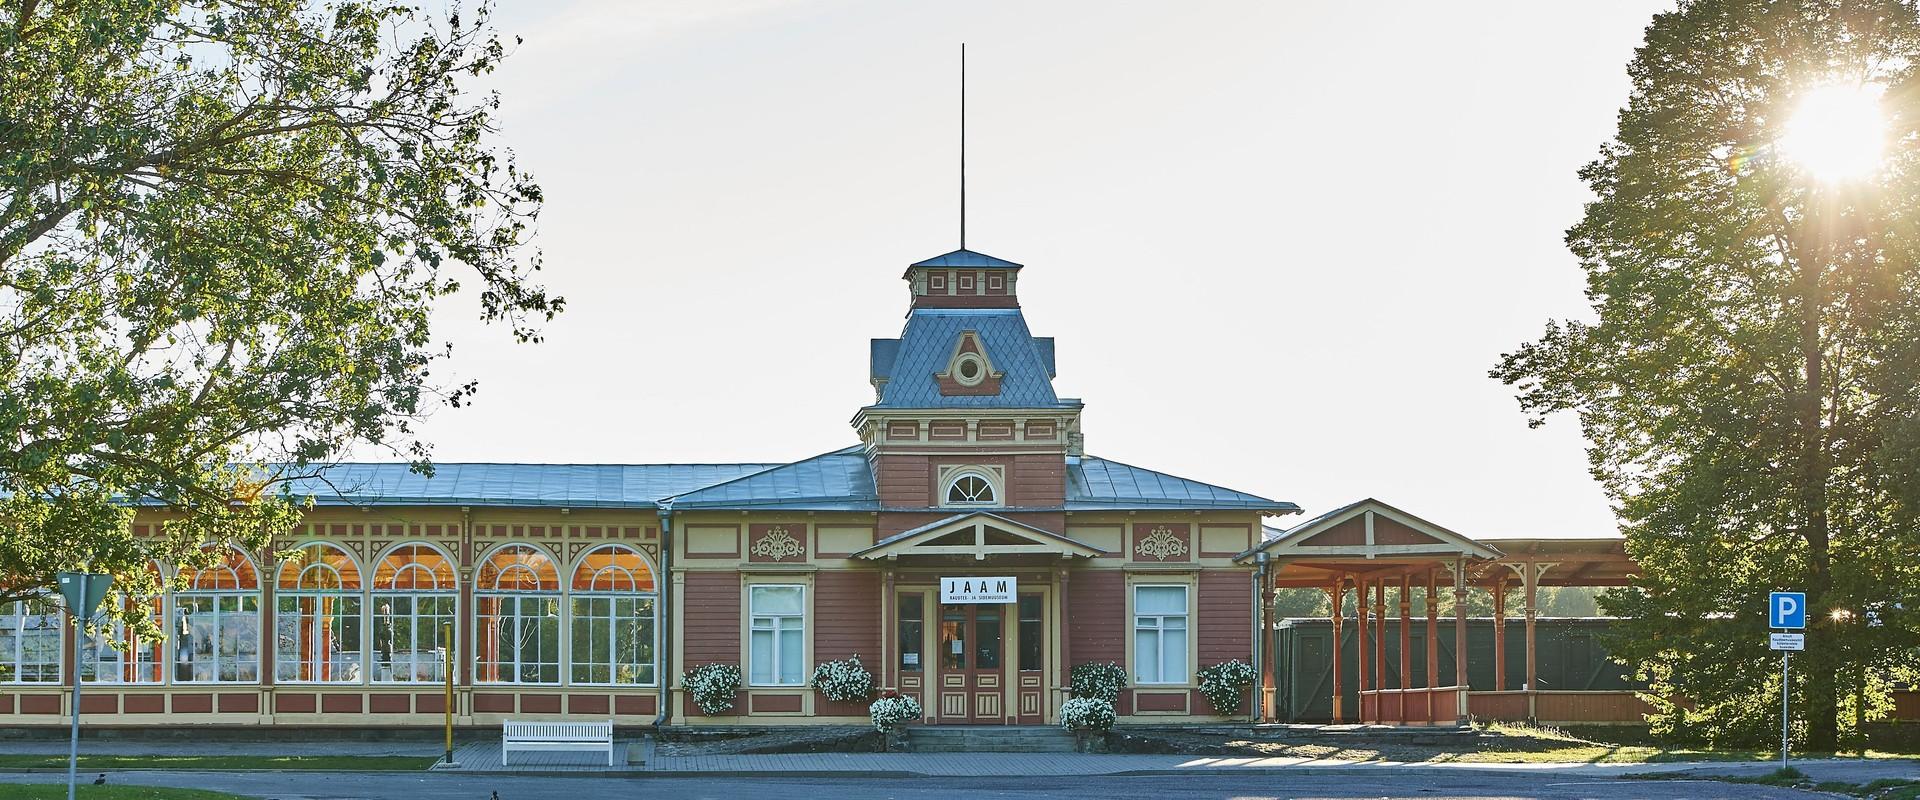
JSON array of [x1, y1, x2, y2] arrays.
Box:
[[67, 574, 87, 800], [444, 622, 455, 765], [1781, 651, 1790, 770]]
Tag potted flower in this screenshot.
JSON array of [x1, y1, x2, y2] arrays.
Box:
[[1069, 661, 1127, 702], [868, 688, 921, 751], [811, 654, 876, 706], [1198, 659, 1257, 718], [1058, 696, 1116, 752], [683, 662, 742, 716]]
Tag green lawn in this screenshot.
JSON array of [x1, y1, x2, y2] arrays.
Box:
[[0, 755, 437, 772], [0, 786, 255, 800], [1427, 722, 1920, 765]]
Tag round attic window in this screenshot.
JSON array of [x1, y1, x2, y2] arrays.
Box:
[[954, 354, 985, 386]]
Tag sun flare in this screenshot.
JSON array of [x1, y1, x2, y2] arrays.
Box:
[[1778, 82, 1887, 182]]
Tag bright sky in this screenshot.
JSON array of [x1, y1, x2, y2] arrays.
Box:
[[414, 0, 1674, 539]]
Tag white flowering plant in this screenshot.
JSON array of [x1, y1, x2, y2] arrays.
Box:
[[868, 689, 922, 732], [1059, 696, 1116, 731], [1197, 659, 1257, 716], [683, 662, 741, 716], [811, 654, 876, 703], [1069, 661, 1127, 702]]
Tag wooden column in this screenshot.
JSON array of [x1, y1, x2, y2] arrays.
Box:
[[1452, 558, 1468, 725], [1398, 574, 1412, 692], [1493, 575, 1508, 691], [1354, 577, 1368, 717], [1260, 568, 1277, 722], [1372, 581, 1386, 696], [882, 568, 896, 689], [1528, 560, 1543, 690], [1424, 569, 1439, 690], [1425, 569, 1440, 724], [1057, 567, 1071, 700], [1327, 579, 1345, 723]]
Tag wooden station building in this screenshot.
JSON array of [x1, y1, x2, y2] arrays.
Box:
[[0, 248, 1638, 730]]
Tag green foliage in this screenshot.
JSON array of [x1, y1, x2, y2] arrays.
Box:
[[0, 0, 554, 635], [1494, 0, 1920, 750]]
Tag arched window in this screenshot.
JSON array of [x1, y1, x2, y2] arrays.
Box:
[[944, 471, 998, 506], [82, 563, 165, 685], [569, 544, 657, 686], [174, 545, 261, 683], [275, 543, 363, 683], [475, 544, 560, 684], [371, 543, 458, 683], [0, 598, 62, 683]]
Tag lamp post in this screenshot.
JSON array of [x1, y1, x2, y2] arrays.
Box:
[[56, 571, 112, 800]]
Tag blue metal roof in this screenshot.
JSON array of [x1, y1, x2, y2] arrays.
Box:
[[909, 249, 1023, 269], [661, 446, 880, 511], [277, 462, 780, 509], [262, 452, 1291, 515], [1067, 456, 1300, 513], [869, 309, 1073, 409]]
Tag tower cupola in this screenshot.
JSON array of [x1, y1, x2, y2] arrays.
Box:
[[904, 249, 1021, 309]]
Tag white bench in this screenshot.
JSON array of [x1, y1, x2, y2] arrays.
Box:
[[501, 720, 615, 766]]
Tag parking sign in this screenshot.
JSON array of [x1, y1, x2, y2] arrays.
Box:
[[1770, 591, 1806, 629]]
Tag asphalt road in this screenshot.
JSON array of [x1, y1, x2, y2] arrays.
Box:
[[0, 770, 1829, 799]]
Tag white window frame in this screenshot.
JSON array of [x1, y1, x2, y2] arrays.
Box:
[[941, 468, 1001, 508], [275, 544, 365, 684], [748, 584, 806, 686], [370, 542, 459, 685], [568, 544, 658, 687], [0, 599, 64, 684], [1132, 584, 1189, 685], [173, 548, 262, 684], [172, 591, 262, 684], [474, 544, 562, 686], [81, 600, 165, 685]]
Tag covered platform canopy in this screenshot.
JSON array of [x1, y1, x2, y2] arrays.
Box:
[[1237, 498, 1636, 726]]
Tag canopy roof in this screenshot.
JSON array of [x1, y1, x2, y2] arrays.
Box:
[[1242, 498, 1634, 589]]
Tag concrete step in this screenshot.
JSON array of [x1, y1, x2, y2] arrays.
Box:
[[908, 726, 1077, 753]]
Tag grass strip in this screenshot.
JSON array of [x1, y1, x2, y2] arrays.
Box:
[[0, 755, 436, 772]]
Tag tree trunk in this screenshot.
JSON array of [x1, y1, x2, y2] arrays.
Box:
[[1797, 247, 1838, 753]]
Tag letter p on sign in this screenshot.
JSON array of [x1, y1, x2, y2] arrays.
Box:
[[1770, 592, 1806, 629]]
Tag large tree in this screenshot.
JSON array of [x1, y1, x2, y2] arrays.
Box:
[[0, 0, 556, 632], [1495, 0, 1920, 750]]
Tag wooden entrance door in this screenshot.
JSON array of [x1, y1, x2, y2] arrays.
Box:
[[937, 603, 1005, 723]]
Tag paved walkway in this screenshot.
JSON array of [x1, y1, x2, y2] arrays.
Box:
[[7, 738, 1913, 784]]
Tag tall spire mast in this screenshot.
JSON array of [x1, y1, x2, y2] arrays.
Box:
[[959, 42, 967, 250]]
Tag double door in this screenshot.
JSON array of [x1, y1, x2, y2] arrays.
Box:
[[938, 603, 1004, 722]]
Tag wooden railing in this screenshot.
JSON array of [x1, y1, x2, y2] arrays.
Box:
[[1467, 690, 1653, 724], [1357, 686, 1463, 726]]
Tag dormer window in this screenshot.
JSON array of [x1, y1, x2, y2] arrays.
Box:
[[942, 468, 1001, 507], [953, 353, 986, 386], [935, 330, 1003, 396]]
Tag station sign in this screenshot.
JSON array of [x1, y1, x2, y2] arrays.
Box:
[[941, 576, 1017, 604]]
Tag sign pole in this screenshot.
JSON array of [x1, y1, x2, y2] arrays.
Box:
[[1781, 649, 1789, 771], [67, 574, 85, 800], [55, 570, 111, 800]]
